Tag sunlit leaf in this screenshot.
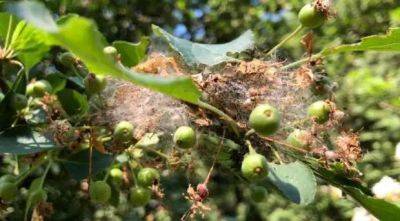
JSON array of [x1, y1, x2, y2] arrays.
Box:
[[113, 37, 149, 67], [8, 1, 202, 104], [153, 25, 255, 66], [0, 126, 56, 154], [323, 27, 400, 55], [0, 11, 50, 69], [344, 186, 400, 221]]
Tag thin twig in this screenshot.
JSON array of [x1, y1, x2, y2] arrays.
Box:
[[204, 129, 226, 185], [266, 25, 303, 57]]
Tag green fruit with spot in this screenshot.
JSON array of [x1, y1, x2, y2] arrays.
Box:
[[286, 129, 311, 149], [307, 100, 332, 124], [298, 4, 326, 28], [84, 73, 107, 95], [0, 182, 18, 201], [26, 80, 53, 97], [59, 52, 76, 66], [113, 121, 134, 143], [137, 168, 160, 187], [9, 94, 27, 110], [250, 186, 267, 202], [241, 153, 268, 181], [173, 126, 196, 149], [29, 189, 47, 205], [110, 168, 123, 179], [103, 46, 118, 56], [89, 181, 111, 203], [129, 187, 151, 207], [249, 104, 280, 136], [0, 175, 17, 183]]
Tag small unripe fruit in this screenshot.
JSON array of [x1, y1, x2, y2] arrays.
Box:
[[173, 126, 196, 149], [26, 80, 53, 97], [110, 168, 123, 180], [29, 189, 47, 205], [298, 4, 326, 28], [9, 94, 27, 110], [286, 129, 311, 149], [307, 100, 332, 124], [129, 187, 151, 207], [89, 181, 111, 203], [137, 168, 160, 187], [0, 175, 17, 183], [113, 121, 134, 143], [250, 186, 267, 202], [249, 104, 280, 136], [58, 52, 76, 66], [196, 183, 209, 200], [103, 46, 118, 56], [0, 182, 18, 201], [84, 73, 107, 95], [241, 153, 268, 181]]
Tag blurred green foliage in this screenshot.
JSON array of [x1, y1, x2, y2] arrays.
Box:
[[4, 0, 400, 220]]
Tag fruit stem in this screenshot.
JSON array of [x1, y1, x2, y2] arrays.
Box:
[[262, 136, 307, 154], [88, 128, 94, 184], [141, 146, 170, 160], [197, 100, 240, 136], [245, 140, 257, 154], [39, 160, 52, 188], [266, 25, 303, 57], [15, 158, 48, 186], [245, 129, 255, 137], [280, 52, 324, 70], [271, 145, 284, 164], [4, 15, 13, 52], [204, 129, 226, 185]]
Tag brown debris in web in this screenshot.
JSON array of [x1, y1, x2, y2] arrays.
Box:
[[335, 132, 362, 162], [199, 59, 314, 139], [314, 0, 335, 18], [95, 79, 191, 139], [132, 52, 184, 76]]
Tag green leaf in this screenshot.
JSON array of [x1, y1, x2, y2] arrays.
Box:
[[307, 159, 400, 221], [7, 1, 58, 33], [113, 37, 149, 67], [0, 126, 56, 154], [8, 1, 201, 104], [10, 21, 50, 69], [323, 27, 400, 55], [56, 89, 89, 117], [63, 149, 113, 180], [343, 186, 400, 221], [0, 12, 18, 41], [0, 12, 50, 70], [25, 108, 47, 125], [267, 161, 316, 205], [46, 72, 67, 93], [152, 25, 254, 66]]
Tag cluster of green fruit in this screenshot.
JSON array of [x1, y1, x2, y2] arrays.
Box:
[[3, 52, 109, 115], [89, 120, 198, 207], [89, 167, 160, 207], [242, 100, 333, 181], [0, 175, 47, 205]]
